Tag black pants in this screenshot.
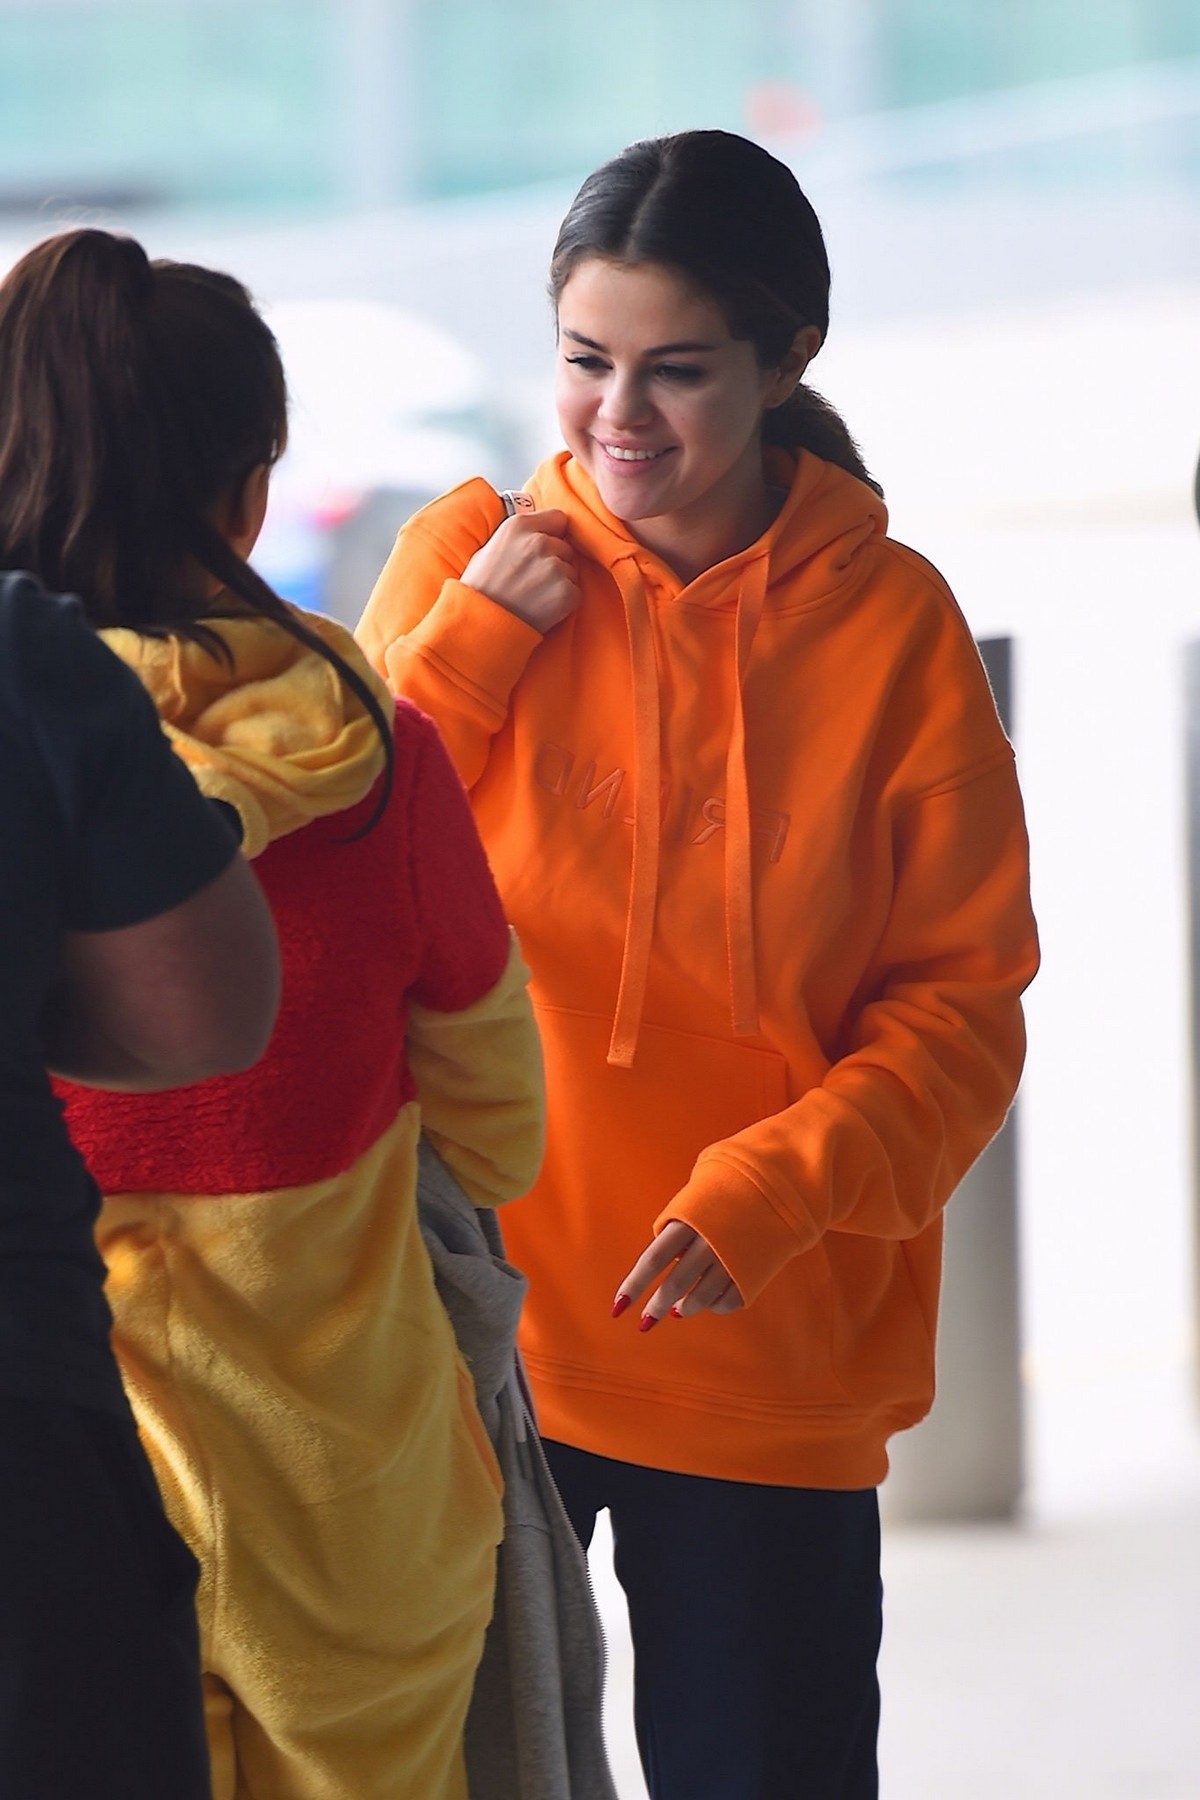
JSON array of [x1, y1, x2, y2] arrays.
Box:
[[0, 1396, 211, 1800], [545, 1439, 881, 1800]]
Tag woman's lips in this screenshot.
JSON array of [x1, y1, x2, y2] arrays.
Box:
[[598, 442, 673, 466]]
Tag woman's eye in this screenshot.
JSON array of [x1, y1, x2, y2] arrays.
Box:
[[565, 354, 606, 372], [655, 363, 704, 383]]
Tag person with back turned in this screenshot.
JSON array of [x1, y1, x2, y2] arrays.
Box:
[[0, 566, 279, 1798]]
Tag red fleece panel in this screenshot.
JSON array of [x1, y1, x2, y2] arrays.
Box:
[[60, 701, 511, 1195]]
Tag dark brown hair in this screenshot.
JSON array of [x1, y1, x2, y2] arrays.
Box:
[[550, 130, 882, 496], [0, 229, 392, 810]]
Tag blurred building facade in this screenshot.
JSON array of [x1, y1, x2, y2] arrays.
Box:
[[2, 0, 1200, 216]]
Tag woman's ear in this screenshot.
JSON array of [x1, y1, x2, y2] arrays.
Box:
[[763, 325, 824, 409], [218, 463, 271, 559]]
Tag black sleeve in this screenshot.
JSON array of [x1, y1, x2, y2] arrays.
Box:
[[12, 581, 240, 932]]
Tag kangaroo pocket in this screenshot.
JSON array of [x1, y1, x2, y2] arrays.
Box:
[[530, 1003, 789, 1261], [506, 1006, 853, 1416]]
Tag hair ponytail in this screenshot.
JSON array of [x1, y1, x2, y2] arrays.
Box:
[[0, 231, 165, 622], [764, 387, 883, 497]]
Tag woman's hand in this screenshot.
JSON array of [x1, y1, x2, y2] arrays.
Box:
[[612, 1220, 744, 1331], [462, 508, 580, 634]]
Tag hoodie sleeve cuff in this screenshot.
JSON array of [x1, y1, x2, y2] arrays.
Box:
[[398, 580, 544, 720], [655, 1150, 813, 1307]]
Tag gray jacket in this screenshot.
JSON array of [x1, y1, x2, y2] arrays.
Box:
[[417, 1139, 618, 1800]]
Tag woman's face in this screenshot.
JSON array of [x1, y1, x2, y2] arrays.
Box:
[[554, 257, 813, 577]]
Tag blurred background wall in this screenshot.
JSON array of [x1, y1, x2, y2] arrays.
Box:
[[3, 0, 1200, 1531], [3, 0, 1199, 210]]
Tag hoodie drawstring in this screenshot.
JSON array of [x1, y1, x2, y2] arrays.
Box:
[[724, 558, 768, 1040], [607, 561, 662, 1068], [606, 554, 768, 1067], [533, 452, 886, 1071]]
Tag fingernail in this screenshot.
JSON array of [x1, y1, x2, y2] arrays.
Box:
[[638, 1313, 658, 1333], [670, 1305, 683, 1319], [611, 1293, 631, 1319]]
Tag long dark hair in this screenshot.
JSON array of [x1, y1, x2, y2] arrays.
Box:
[[0, 228, 393, 808], [550, 130, 882, 497]]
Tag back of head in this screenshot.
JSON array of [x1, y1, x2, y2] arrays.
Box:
[[0, 228, 286, 631], [550, 130, 880, 495], [0, 228, 394, 819]]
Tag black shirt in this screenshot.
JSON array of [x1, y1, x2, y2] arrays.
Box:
[[0, 573, 238, 1414]]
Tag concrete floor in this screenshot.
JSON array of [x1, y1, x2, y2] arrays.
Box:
[[589, 1503, 1200, 1798]]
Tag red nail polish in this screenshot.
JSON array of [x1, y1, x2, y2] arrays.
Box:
[[611, 1293, 631, 1318], [670, 1305, 683, 1319], [638, 1313, 658, 1333]]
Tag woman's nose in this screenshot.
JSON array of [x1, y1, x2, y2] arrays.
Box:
[[599, 370, 652, 430]]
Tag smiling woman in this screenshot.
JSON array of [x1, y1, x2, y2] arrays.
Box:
[[358, 127, 1038, 1800], [554, 259, 821, 583]]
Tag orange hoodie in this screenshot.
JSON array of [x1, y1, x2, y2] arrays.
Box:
[[357, 448, 1039, 1490]]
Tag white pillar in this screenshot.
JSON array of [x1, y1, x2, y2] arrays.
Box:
[[337, 0, 419, 210], [790, 0, 882, 121], [883, 637, 1026, 1524], [882, 1119, 1025, 1522]]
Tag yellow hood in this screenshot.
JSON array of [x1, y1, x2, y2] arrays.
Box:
[[101, 609, 392, 857]]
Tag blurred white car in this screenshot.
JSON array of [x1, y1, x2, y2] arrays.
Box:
[[253, 297, 514, 624]]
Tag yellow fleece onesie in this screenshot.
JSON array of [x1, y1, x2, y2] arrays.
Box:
[[60, 614, 545, 1799]]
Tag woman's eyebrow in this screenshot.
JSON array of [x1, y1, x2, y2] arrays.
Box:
[[561, 328, 719, 355]]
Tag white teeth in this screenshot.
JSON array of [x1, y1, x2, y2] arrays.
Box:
[[603, 445, 665, 461]]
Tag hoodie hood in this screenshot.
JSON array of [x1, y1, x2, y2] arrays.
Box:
[[527, 447, 887, 604], [101, 609, 392, 857], [520, 449, 887, 1066]]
